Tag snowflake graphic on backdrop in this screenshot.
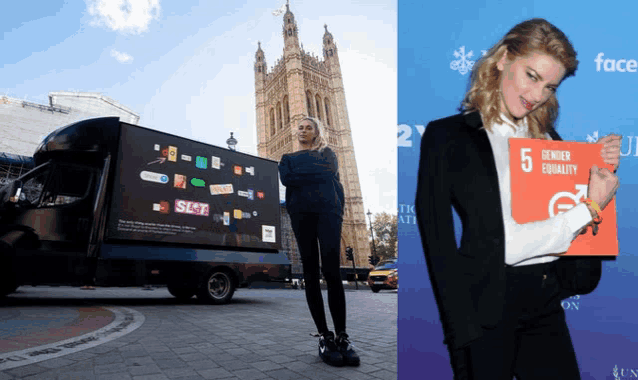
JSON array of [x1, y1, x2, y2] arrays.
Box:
[[586, 131, 599, 143], [450, 47, 488, 75]]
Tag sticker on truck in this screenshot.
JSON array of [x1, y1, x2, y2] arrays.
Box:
[[262, 225, 276, 243], [174, 199, 210, 216], [210, 184, 233, 195], [140, 171, 169, 184]]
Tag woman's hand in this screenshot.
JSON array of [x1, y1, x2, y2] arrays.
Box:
[[597, 134, 622, 171], [587, 165, 619, 211]]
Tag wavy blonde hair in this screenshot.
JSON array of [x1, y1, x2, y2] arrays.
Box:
[[461, 18, 579, 138], [297, 117, 328, 151]]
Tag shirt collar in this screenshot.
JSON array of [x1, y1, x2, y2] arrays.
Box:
[[491, 113, 529, 137]]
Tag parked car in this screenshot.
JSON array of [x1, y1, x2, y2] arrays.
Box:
[[367, 258, 397, 293]]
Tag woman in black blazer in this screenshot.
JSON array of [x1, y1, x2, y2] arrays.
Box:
[[278, 117, 359, 367], [415, 19, 621, 380]]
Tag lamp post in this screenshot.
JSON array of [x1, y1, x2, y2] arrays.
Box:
[[226, 132, 237, 151], [366, 210, 378, 266]]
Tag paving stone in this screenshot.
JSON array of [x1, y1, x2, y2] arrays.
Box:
[[4, 365, 48, 378], [94, 354, 124, 365], [263, 368, 307, 380], [95, 373, 133, 380], [36, 357, 76, 369], [197, 367, 235, 379], [186, 360, 219, 370], [65, 352, 98, 361], [125, 356, 156, 366], [94, 363, 129, 374], [131, 374, 169, 380], [229, 368, 270, 380], [154, 358, 189, 370], [21, 372, 58, 380], [173, 347, 198, 354], [214, 360, 251, 371], [144, 346, 172, 353], [369, 369, 397, 380], [127, 363, 162, 376], [162, 367, 199, 378], [58, 371, 98, 380], [120, 349, 149, 358]]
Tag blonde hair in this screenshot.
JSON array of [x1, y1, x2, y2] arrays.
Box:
[[297, 117, 328, 151], [461, 18, 579, 138]]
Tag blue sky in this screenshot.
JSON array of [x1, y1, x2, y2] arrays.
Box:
[[1, 0, 397, 215]]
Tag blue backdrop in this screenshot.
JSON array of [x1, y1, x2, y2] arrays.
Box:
[[398, 1, 638, 379]]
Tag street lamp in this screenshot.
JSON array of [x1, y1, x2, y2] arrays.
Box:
[[366, 210, 378, 266], [226, 132, 238, 151]]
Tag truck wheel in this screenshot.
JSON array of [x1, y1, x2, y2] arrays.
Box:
[[197, 270, 235, 305], [167, 285, 197, 300], [371, 286, 381, 293]]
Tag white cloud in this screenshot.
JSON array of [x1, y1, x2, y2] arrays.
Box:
[[87, 0, 160, 34], [110, 49, 134, 63]]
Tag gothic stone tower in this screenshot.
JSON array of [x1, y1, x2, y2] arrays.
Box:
[[254, 3, 371, 271]]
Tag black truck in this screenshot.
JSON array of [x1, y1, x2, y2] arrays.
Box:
[[0, 117, 290, 304]]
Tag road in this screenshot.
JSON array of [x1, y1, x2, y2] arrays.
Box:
[[0, 286, 397, 380]]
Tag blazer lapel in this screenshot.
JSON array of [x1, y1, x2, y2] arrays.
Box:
[[463, 111, 507, 260], [464, 112, 502, 198]]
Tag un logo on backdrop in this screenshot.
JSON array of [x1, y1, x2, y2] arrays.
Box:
[[450, 46, 487, 75], [612, 364, 638, 379]]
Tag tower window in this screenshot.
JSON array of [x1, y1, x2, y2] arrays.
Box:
[[315, 95, 322, 121], [324, 98, 331, 126], [284, 96, 290, 125], [270, 108, 276, 137], [287, 29, 292, 36], [306, 91, 313, 118]]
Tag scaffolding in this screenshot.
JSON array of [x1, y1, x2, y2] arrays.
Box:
[[0, 152, 35, 185]]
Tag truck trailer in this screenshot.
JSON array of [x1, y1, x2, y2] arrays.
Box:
[[0, 117, 290, 304]]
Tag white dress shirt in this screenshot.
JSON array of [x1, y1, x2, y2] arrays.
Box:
[[485, 115, 593, 266]]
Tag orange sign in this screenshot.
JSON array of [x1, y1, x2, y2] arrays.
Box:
[[509, 138, 618, 256]]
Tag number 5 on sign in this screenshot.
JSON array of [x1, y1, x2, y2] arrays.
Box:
[[521, 148, 532, 172], [509, 138, 618, 256]]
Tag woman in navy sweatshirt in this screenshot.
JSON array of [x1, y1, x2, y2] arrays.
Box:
[[278, 117, 359, 367]]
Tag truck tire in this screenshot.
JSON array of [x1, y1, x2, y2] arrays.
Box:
[[197, 270, 235, 305], [167, 285, 197, 300], [371, 286, 381, 293]]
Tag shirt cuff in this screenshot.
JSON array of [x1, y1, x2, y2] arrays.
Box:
[[566, 203, 594, 235]]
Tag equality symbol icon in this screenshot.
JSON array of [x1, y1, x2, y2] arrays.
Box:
[[548, 184, 587, 217]]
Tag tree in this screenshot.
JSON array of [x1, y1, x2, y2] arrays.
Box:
[[368, 212, 397, 264]]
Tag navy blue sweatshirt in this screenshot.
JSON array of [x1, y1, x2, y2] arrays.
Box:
[[278, 147, 345, 217]]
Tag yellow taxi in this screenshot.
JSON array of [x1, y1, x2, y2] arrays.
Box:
[[367, 258, 398, 293]]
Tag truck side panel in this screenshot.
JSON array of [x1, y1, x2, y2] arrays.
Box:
[[105, 123, 282, 253]]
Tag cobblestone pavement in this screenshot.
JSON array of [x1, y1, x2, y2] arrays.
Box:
[[0, 286, 397, 379]]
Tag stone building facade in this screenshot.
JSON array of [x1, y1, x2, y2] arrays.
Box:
[[254, 4, 371, 272]]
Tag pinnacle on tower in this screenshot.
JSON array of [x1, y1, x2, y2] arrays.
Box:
[[254, 41, 266, 74]]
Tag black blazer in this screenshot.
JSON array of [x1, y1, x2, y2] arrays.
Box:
[[414, 111, 602, 350]]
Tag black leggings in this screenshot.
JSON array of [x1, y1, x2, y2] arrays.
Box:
[[289, 212, 346, 335]]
